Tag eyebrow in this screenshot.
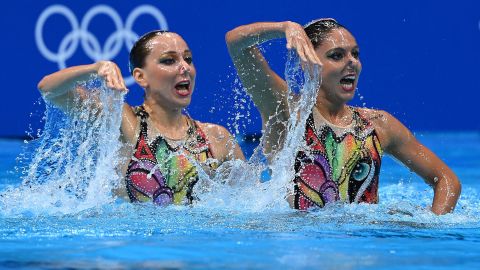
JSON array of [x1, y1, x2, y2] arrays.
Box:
[[160, 50, 192, 55], [327, 46, 359, 52]]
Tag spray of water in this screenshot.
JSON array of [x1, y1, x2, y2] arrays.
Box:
[[0, 75, 125, 215], [192, 50, 480, 225], [195, 51, 320, 211], [0, 56, 477, 227]]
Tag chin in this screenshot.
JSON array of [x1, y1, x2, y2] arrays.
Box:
[[339, 92, 355, 103], [176, 99, 192, 109]]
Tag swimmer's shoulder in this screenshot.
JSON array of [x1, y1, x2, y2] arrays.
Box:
[[355, 107, 407, 150], [354, 107, 389, 125], [195, 121, 232, 143], [120, 103, 140, 144], [195, 120, 242, 161]]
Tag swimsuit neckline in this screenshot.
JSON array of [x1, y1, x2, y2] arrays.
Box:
[[312, 106, 355, 129]]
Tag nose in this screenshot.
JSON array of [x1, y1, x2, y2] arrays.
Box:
[[347, 54, 360, 69], [179, 60, 191, 74]]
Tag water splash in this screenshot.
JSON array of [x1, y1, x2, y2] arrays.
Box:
[[191, 50, 480, 227], [0, 56, 477, 229], [0, 75, 125, 216], [195, 51, 320, 211]]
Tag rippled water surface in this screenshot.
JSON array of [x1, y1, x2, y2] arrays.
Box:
[[1, 132, 480, 269]]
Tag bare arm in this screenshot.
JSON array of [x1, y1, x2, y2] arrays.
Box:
[[225, 22, 321, 156], [199, 123, 246, 163], [38, 61, 127, 111], [374, 110, 461, 215], [38, 61, 138, 144]]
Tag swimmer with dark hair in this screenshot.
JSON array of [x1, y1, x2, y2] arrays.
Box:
[[226, 20, 460, 215], [38, 30, 245, 205]]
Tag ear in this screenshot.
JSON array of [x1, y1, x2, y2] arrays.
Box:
[[133, 67, 148, 89]]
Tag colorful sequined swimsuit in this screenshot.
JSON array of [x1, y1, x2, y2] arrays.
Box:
[[293, 107, 383, 210], [125, 106, 218, 205]]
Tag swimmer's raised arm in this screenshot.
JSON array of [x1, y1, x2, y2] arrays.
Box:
[[37, 61, 127, 111], [373, 110, 461, 215], [226, 22, 321, 156], [226, 22, 321, 118]]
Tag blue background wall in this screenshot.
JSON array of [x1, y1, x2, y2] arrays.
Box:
[[1, 0, 479, 138]]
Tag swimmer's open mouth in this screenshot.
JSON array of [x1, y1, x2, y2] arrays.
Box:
[[340, 75, 356, 85], [175, 80, 191, 97], [175, 81, 190, 90], [339, 74, 356, 91]]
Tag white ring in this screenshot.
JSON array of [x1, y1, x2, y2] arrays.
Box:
[[35, 4, 169, 85], [35, 5, 79, 64]]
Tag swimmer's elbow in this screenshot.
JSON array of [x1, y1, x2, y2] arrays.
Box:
[[225, 29, 236, 44], [225, 28, 246, 51], [450, 177, 462, 197], [37, 75, 68, 100], [37, 75, 55, 95], [225, 30, 238, 51], [37, 76, 48, 93], [440, 171, 462, 195], [436, 174, 462, 201]]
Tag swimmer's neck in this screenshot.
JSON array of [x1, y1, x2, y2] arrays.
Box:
[[142, 100, 187, 134], [314, 99, 351, 125]]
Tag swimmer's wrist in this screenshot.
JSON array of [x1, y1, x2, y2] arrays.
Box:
[[281, 21, 295, 31], [74, 64, 101, 81], [92, 62, 105, 73]]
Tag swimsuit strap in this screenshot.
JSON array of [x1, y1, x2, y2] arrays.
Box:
[[167, 115, 213, 157], [134, 105, 149, 119], [350, 107, 375, 139], [134, 105, 150, 139], [350, 106, 365, 127]]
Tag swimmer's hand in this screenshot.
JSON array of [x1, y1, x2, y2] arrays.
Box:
[[283, 21, 322, 71], [95, 61, 128, 93]]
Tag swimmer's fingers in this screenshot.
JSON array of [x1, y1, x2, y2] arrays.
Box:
[[97, 61, 127, 92], [297, 45, 315, 76], [112, 64, 128, 92], [295, 32, 321, 67], [106, 63, 124, 91], [304, 42, 322, 67], [287, 41, 308, 76], [97, 61, 117, 89], [285, 24, 321, 68], [305, 46, 322, 77], [284, 21, 306, 52], [286, 34, 293, 50], [294, 38, 308, 63], [291, 38, 317, 75]]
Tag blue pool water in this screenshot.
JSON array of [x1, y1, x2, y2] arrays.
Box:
[[1, 132, 480, 269]]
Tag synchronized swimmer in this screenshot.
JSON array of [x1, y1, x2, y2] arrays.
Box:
[[225, 19, 461, 215], [37, 19, 461, 215], [38, 30, 245, 205]]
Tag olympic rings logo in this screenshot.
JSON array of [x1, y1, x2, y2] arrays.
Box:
[[35, 4, 168, 85]]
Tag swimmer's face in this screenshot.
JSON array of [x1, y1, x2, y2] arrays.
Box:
[[315, 28, 361, 104], [134, 33, 196, 109]]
